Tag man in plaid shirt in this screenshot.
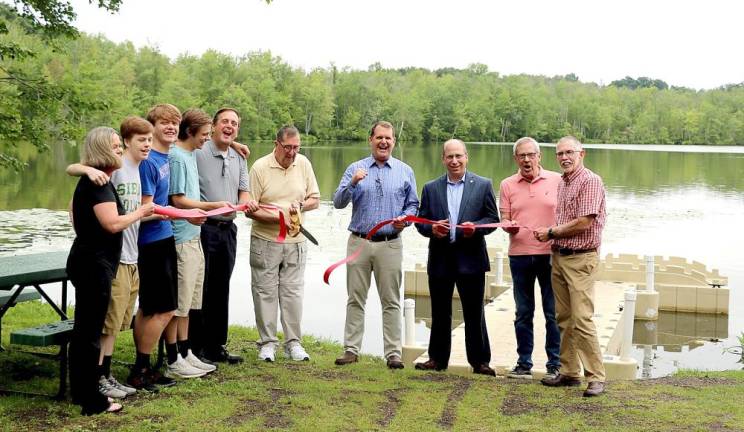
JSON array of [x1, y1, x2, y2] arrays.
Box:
[[534, 136, 607, 397]]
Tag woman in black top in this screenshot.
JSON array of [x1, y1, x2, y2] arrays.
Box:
[[67, 127, 153, 415]]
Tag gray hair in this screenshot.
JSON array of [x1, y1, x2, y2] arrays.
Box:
[[276, 125, 300, 143], [442, 138, 467, 156], [557, 135, 583, 150], [513, 137, 540, 155]]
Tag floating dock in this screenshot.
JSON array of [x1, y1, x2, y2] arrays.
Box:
[[402, 249, 729, 380]]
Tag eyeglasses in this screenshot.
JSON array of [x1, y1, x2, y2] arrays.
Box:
[[516, 152, 537, 160], [556, 150, 578, 158], [221, 158, 229, 177], [281, 144, 301, 152]]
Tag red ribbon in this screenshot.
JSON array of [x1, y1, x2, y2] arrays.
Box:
[[154, 204, 287, 243], [322, 215, 525, 284]]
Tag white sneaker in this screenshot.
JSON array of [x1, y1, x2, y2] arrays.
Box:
[[166, 354, 208, 378], [108, 375, 136, 395], [285, 344, 310, 361], [185, 349, 217, 373], [258, 344, 276, 362], [98, 375, 127, 399]]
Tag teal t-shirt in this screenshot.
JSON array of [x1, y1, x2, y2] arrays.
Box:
[[168, 145, 201, 244]]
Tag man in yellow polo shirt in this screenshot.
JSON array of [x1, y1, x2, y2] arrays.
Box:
[[248, 125, 320, 362]]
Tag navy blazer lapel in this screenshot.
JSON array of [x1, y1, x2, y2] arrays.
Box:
[[436, 175, 449, 220], [456, 172, 474, 223]]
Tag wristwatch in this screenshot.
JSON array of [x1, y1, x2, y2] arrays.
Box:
[[548, 228, 555, 239]]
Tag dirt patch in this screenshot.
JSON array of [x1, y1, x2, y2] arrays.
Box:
[[438, 378, 472, 429], [283, 363, 302, 372], [500, 385, 539, 417], [377, 388, 406, 427], [226, 387, 295, 429], [409, 373, 465, 383], [305, 368, 354, 381], [638, 376, 738, 388], [705, 422, 741, 432], [3, 404, 73, 430]]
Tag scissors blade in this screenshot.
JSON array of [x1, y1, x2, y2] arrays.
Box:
[[299, 225, 319, 245]]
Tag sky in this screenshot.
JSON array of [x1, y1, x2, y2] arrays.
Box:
[[67, 0, 744, 90]]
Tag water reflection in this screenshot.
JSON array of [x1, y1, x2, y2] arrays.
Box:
[[1, 141, 742, 377]]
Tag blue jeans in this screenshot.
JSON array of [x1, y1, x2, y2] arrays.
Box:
[[509, 255, 561, 370]]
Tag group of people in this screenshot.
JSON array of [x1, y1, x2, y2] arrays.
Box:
[[332, 125, 607, 399], [65, 105, 318, 415], [64, 109, 607, 416]]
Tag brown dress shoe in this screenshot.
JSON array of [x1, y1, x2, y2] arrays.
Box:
[[334, 351, 358, 366], [386, 355, 404, 369], [473, 363, 496, 376], [541, 373, 582, 387], [415, 359, 446, 371], [583, 381, 605, 397]]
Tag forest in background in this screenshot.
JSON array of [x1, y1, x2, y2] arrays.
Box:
[[1, 2, 743, 170]]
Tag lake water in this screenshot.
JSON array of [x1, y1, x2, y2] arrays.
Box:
[[1, 141, 742, 377]]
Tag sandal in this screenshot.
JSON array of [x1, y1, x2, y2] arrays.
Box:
[[105, 402, 123, 414], [81, 401, 122, 416]]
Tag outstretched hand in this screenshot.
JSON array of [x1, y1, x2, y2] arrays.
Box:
[[461, 221, 476, 238], [432, 219, 450, 238], [392, 215, 408, 230], [503, 220, 520, 234]]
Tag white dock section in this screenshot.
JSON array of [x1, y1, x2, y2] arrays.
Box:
[[413, 280, 631, 377]]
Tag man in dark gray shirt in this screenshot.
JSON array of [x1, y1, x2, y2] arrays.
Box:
[[190, 107, 257, 364]]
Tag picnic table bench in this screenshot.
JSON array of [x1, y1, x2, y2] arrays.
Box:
[[0, 251, 71, 399]]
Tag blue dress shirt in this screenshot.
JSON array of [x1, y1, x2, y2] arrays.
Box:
[[333, 156, 419, 236], [446, 174, 465, 243]]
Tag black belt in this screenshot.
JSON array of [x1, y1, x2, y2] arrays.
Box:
[[352, 232, 399, 242], [205, 218, 234, 228], [552, 246, 597, 256]]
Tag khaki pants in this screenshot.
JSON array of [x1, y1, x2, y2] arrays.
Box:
[[175, 237, 205, 317], [551, 251, 606, 382], [250, 236, 307, 348], [102, 263, 139, 335], [343, 234, 403, 359]]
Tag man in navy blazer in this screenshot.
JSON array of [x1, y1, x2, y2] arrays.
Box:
[[414, 139, 499, 376]]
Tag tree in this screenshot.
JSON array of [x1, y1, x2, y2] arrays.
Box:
[[1, 0, 122, 169]]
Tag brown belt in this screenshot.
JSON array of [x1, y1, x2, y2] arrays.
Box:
[[551, 246, 597, 256]]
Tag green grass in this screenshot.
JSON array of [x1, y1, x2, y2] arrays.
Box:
[[1, 302, 743, 431]]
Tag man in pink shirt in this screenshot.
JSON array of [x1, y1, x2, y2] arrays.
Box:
[[499, 137, 561, 381], [534, 135, 607, 397]]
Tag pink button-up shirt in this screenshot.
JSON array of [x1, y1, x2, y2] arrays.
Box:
[[554, 166, 606, 250], [499, 168, 561, 255]]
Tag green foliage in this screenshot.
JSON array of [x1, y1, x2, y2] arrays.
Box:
[[0, 0, 123, 169], [611, 75, 670, 90], [2, 1, 744, 171]]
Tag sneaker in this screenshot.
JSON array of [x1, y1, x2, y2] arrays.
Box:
[[185, 350, 217, 373], [506, 364, 533, 379], [98, 376, 127, 399], [126, 368, 159, 393], [108, 376, 136, 396], [166, 354, 208, 379], [148, 368, 177, 387], [258, 344, 276, 362], [284, 344, 310, 361], [544, 366, 560, 380], [203, 346, 243, 364]]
